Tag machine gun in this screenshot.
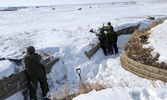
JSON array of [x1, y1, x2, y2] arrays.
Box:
[[0, 57, 22, 64]]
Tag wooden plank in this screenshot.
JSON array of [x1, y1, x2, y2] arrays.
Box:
[[41, 57, 51, 65], [0, 71, 26, 89], [0, 75, 28, 97], [116, 24, 139, 36], [45, 58, 60, 74], [0, 81, 28, 100], [84, 43, 100, 59]]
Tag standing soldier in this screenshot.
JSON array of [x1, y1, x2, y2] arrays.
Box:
[[107, 27, 118, 55], [103, 22, 114, 32], [23, 46, 49, 100], [96, 28, 112, 56]]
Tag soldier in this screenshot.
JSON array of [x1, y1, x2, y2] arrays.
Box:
[[23, 46, 49, 100], [96, 28, 112, 56], [107, 27, 118, 55], [103, 22, 114, 32]]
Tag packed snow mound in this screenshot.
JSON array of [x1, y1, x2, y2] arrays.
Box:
[[144, 20, 167, 63], [74, 87, 167, 100], [0, 60, 18, 79]]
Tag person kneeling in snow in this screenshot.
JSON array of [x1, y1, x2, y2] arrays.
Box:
[[23, 46, 49, 100]]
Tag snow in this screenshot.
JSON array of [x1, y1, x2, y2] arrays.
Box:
[[0, 60, 16, 79], [74, 88, 167, 100], [0, 0, 158, 7], [5, 92, 24, 100], [144, 20, 167, 63], [0, 0, 167, 100]]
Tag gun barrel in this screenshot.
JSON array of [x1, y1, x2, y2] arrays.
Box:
[[0, 57, 6, 61], [8, 58, 22, 64], [0, 57, 22, 64]]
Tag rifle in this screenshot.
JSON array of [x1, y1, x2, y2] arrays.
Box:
[[0, 57, 22, 64], [102, 23, 108, 30], [102, 23, 105, 28], [0, 57, 6, 61]]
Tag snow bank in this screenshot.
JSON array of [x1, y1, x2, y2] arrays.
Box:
[[5, 92, 24, 100], [0, 61, 17, 79], [74, 87, 167, 100], [144, 20, 167, 63]]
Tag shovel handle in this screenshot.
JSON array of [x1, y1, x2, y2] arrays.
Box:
[[76, 68, 82, 80]]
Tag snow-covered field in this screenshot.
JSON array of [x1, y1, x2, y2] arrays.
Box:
[[74, 88, 167, 100], [0, 0, 167, 100], [0, 0, 163, 7]]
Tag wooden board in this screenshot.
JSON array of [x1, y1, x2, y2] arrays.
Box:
[[45, 58, 60, 74], [116, 24, 139, 36], [84, 43, 100, 59]]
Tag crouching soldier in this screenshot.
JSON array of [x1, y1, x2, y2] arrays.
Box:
[[107, 27, 118, 55], [23, 46, 49, 100], [96, 28, 112, 56]]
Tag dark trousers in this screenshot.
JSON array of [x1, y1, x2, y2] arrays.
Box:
[[111, 42, 118, 54], [107, 45, 113, 54], [101, 45, 107, 54], [28, 73, 49, 100]]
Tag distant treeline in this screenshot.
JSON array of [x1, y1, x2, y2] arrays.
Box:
[[0, 1, 137, 11], [0, 7, 27, 11]]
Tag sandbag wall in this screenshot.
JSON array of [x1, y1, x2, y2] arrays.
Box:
[[0, 57, 59, 100], [121, 52, 167, 82]]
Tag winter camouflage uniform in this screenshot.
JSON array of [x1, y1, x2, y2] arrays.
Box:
[[96, 28, 112, 56], [23, 46, 49, 100], [107, 27, 118, 54]]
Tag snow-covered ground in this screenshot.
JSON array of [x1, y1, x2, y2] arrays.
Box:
[[144, 20, 167, 63], [0, 0, 161, 7], [74, 88, 167, 100], [0, 0, 167, 100]]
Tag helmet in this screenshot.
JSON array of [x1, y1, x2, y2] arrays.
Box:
[[27, 46, 35, 54], [107, 22, 111, 26]]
